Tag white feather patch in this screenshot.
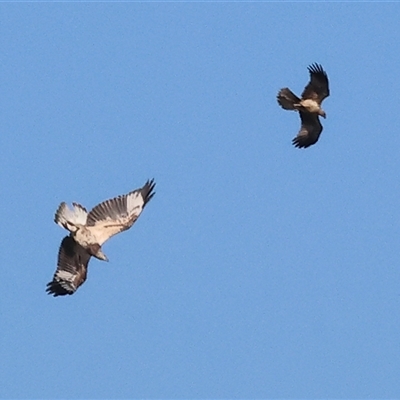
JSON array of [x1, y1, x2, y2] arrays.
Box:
[[55, 270, 74, 282], [126, 191, 144, 216]]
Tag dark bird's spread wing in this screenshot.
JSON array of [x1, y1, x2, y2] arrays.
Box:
[[292, 111, 323, 149], [46, 236, 91, 296], [301, 63, 329, 104], [85, 179, 156, 245]]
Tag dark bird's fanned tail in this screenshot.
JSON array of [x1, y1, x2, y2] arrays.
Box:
[[277, 88, 301, 110]]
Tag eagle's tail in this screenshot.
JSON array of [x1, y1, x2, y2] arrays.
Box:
[[54, 202, 88, 232], [277, 88, 301, 110]]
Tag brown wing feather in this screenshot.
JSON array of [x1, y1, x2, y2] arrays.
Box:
[[86, 179, 156, 245], [46, 236, 91, 296], [140, 179, 156, 208], [292, 111, 323, 149], [301, 63, 329, 104]]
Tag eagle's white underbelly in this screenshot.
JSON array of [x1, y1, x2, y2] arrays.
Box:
[[74, 227, 98, 247]]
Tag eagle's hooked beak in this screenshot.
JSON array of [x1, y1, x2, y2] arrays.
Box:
[[96, 250, 109, 262], [320, 110, 327, 119]]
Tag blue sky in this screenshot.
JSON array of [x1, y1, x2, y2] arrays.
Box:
[[1, 3, 400, 399]]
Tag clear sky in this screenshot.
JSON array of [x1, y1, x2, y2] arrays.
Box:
[[1, 3, 400, 399]]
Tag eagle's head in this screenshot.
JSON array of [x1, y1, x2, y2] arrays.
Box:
[[88, 243, 109, 262], [95, 249, 109, 262], [319, 109, 326, 119]]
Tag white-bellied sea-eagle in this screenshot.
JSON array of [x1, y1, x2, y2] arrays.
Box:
[[46, 179, 155, 296]]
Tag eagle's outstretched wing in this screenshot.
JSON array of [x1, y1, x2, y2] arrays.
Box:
[[85, 179, 156, 246], [46, 236, 91, 296], [301, 63, 329, 104], [292, 111, 323, 149]]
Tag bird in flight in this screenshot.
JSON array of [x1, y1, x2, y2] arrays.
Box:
[[277, 63, 330, 148], [46, 179, 156, 296]]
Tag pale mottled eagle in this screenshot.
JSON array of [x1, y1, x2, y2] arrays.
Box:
[[46, 179, 156, 296], [277, 63, 330, 148]]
